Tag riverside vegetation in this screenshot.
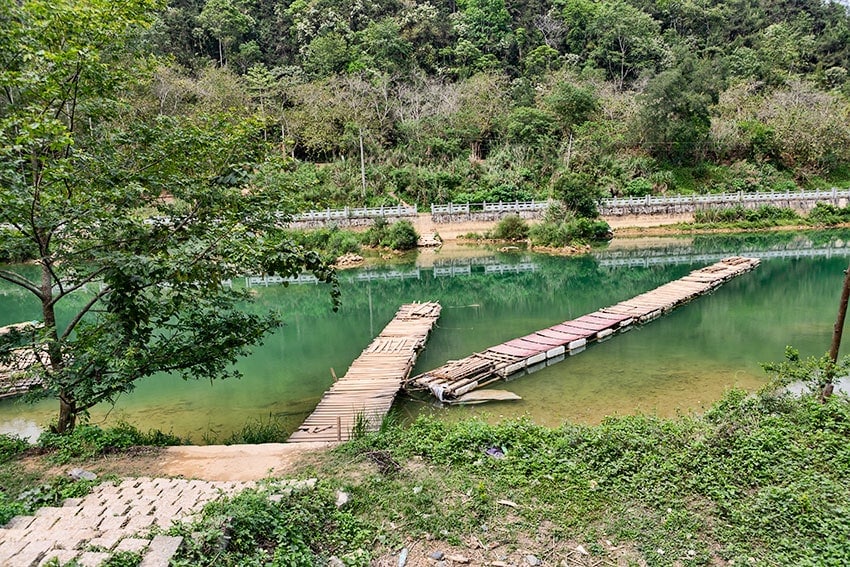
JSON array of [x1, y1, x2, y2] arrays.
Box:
[[1, 350, 848, 566], [5, 0, 850, 433]]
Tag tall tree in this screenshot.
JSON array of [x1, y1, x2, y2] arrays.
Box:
[[197, 0, 256, 66], [0, 0, 337, 433], [588, 0, 668, 90], [637, 53, 714, 163]]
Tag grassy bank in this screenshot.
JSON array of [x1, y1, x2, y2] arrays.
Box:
[[3, 362, 847, 566]]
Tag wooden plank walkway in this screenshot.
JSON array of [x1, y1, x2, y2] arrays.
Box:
[[288, 302, 441, 443], [405, 257, 760, 402]]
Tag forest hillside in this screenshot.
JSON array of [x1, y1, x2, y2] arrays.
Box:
[[138, 0, 850, 209]]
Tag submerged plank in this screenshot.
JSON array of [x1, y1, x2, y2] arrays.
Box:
[[453, 389, 523, 405]]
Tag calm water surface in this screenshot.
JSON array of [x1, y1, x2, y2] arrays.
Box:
[[2, 230, 849, 441]]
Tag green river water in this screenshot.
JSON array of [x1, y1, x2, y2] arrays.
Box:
[[2, 230, 850, 442]]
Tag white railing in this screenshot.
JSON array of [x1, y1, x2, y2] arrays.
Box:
[[289, 189, 849, 223], [600, 188, 850, 208], [292, 204, 417, 222], [431, 200, 550, 214]]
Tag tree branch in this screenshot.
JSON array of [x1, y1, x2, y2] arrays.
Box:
[[59, 285, 112, 341], [0, 269, 44, 299]]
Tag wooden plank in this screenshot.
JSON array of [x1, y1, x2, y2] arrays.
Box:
[[537, 328, 585, 342], [405, 257, 760, 403], [289, 302, 441, 443], [488, 343, 539, 357]]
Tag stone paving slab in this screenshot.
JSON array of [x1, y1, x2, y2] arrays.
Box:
[[0, 477, 250, 566]]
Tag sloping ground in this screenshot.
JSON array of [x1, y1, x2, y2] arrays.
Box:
[[1, 442, 334, 566], [0, 477, 249, 566]]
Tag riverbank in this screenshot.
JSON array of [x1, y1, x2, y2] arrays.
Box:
[[410, 212, 692, 243], [3, 385, 849, 566]]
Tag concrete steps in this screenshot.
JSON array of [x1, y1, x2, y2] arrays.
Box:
[[0, 477, 251, 566]]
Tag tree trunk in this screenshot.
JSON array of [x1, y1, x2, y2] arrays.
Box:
[[825, 263, 850, 401], [829, 264, 850, 362], [359, 127, 366, 200], [57, 394, 77, 433], [41, 259, 74, 431]]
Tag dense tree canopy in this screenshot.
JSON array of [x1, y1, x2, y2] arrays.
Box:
[[127, 0, 850, 207]]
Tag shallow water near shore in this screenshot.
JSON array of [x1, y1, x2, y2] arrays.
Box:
[[2, 229, 849, 442]]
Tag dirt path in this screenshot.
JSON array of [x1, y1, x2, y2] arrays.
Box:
[[154, 442, 333, 481]]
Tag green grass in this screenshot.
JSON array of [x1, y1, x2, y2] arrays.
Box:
[[37, 421, 183, 464], [4, 358, 849, 565], [160, 355, 850, 566]]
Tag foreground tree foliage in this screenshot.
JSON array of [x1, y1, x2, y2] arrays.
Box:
[[0, 0, 338, 433]]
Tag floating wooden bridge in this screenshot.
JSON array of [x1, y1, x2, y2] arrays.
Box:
[[405, 257, 760, 402], [288, 302, 441, 443]]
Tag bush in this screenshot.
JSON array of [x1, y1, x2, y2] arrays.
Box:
[[623, 177, 653, 197], [1, 475, 100, 526], [38, 422, 183, 463], [693, 205, 800, 225], [807, 202, 850, 226], [551, 173, 604, 219], [170, 481, 374, 566], [0, 434, 28, 462], [530, 217, 612, 247], [225, 415, 289, 444], [385, 220, 419, 250], [362, 219, 419, 250], [294, 226, 362, 258], [361, 218, 388, 248], [488, 215, 529, 241]]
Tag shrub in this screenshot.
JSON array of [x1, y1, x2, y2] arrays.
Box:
[[488, 215, 529, 241], [530, 217, 612, 247], [0, 434, 28, 462], [38, 422, 182, 463], [623, 177, 654, 197], [385, 220, 419, 250], [362, 219, 418, 250], [361, 217, 388, 248], [807, 202, 850, 226], [693, 205, 800, 225], [225, 415, 289, 444], [551, 173, 603, 219], [170, 482, 374, 566]]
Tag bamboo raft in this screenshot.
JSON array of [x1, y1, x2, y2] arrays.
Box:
[[0, 349, 45, 399], [405, 257, 760, 402], [0, 323, 46, 399], [288, 302, 441, 443]]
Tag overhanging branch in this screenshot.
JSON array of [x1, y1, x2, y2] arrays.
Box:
[[0, 269, 43, 299]]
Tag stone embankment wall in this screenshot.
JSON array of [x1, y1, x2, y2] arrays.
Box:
[[431, 210, 543, 223], [287, 214, 415, 230], [287, 190, 850, 226], [598, 194, 849, 217]]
